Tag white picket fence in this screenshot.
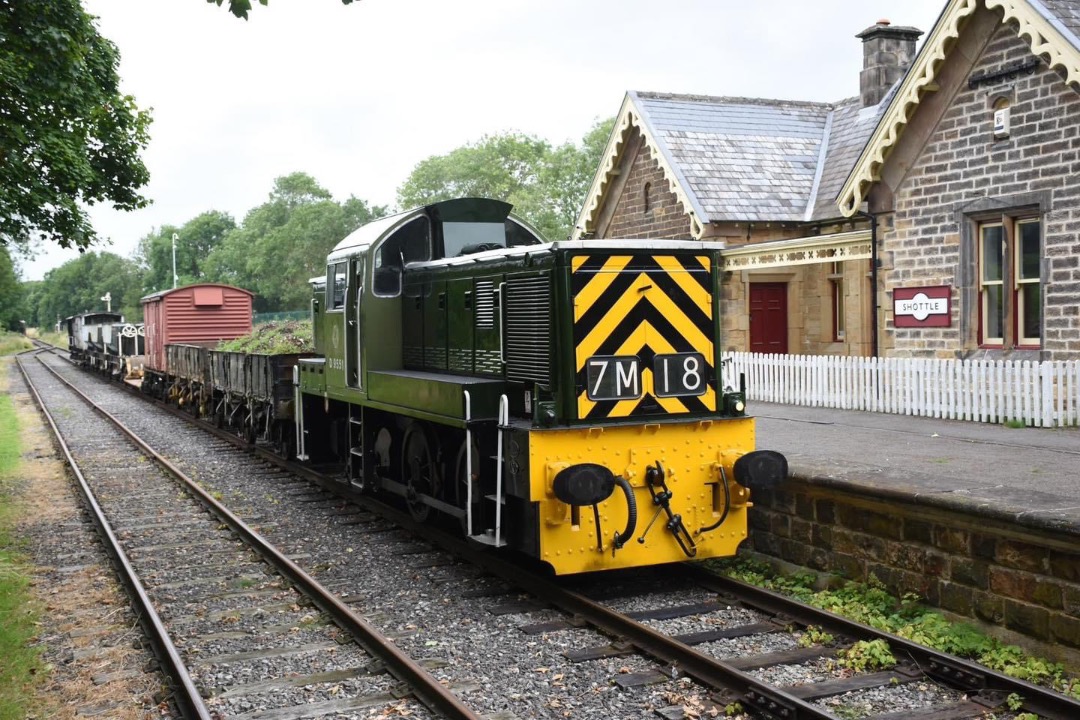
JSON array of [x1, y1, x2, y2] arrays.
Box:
[[722, 352, 1080, 428]]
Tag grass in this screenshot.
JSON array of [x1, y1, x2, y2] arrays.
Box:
[[0, 332, 32, 356], [32, 329, 67, 349], [0, 368, 45, 718]]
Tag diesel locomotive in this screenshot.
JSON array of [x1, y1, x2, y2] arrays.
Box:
[[294, 198, 787, 574], [70, 197, 786, 575]]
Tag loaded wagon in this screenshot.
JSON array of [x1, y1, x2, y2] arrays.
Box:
[[140, 283, 254, 403]]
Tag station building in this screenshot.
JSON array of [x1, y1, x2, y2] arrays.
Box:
[[575, 0, 1080, 361]]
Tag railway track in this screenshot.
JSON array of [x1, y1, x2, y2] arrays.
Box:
[[24, 345, 1080, 719], [17, 348, 478, 720]]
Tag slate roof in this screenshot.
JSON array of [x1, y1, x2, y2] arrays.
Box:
[[631, 89, 888, 225], [1036, 0, 1080, 45]]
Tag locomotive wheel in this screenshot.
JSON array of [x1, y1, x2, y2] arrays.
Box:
[[364, 426, 395, 494], [401, 423, 435, 523], [273, 422, 294, 461], [454, 437, 480, 533]]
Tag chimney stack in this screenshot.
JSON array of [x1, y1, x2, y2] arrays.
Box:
[[856, 19, 923, 106]]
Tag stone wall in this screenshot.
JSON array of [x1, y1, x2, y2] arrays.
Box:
[[748, 478, 1080, 667], [882, 18, 1080, 359], [604, 132, 693, 240]]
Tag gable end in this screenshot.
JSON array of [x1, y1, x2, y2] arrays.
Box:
[[838, 0, 1080, 217]]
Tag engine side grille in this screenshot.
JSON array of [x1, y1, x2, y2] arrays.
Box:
[[475, 281, 495, 329], [504, 275, 551, 384]]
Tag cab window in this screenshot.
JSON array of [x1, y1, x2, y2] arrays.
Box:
[[374, 216, 430, 297], [444, 221, 505, 257], [328, 262, 347, 310]]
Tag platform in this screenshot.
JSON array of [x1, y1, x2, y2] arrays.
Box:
[[746, 401, 1080, 663], [753, 402, 1080, 533]]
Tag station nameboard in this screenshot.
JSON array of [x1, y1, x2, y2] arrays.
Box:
[[893, 286, 951, 328]]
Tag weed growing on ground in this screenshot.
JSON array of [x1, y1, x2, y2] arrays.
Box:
[[712, 555, 1080, 698], [837, 638, 896, 671], [0, 374, 46, 718], [0, 332, 32, 356]]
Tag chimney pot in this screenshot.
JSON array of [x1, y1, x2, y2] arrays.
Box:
[[856, 21, 923, 106]]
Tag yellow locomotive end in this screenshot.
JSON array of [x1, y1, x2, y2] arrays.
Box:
[[528, 417, 784, 575]]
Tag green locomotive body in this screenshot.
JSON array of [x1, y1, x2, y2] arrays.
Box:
[[296, 198, 785, 574]]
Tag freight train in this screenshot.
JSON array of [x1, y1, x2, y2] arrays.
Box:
[[64, 311, 145, 379], [75, 197, 787, 575]]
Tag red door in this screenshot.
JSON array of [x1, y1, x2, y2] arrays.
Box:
[[749, 283, 788, 354]]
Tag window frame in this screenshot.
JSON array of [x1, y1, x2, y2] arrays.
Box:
[[1014, 218, 1041, 348], [327, 261, 348, 311], [975, 214, 1042, 350], [828, 261, 845, 342], [978, 222, 1005, 347]]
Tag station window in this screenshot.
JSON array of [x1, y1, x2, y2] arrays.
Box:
[[978, 216, 1041, 348], [643, 182, 652, 214], [828, 261, 845, 341]]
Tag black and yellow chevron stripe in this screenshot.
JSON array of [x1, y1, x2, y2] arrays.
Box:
[[571, 254, 716, 419]]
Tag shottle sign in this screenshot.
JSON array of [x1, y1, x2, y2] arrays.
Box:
[[893, 286, 951, 328]]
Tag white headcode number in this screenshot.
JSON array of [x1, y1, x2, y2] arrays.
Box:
[[585, 353, 708, 401], [586, 356, 641, 401], [653, 353, 707, 397]]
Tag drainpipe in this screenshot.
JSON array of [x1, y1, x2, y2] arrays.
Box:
[[856, 210, 879, 357]]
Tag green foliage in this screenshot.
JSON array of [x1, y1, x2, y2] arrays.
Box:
[[205, 173, 387, 311], [0, 391, 46, 718], [210, 0, 357, 20], [22, 106, 610, 313], [0, 247, 24, 331], [837, 639, 895, 672], [714, 556, 1079, 695], [32, 330, 67, 349], [254, 310, 308, 325], [398, 118, 615, 242], [797, 626, 834, 648], [217, 320, 313, 354], [27, 251, 144, 327], [135, 211, 237, 293], [0, 333, 32, 356], [0, 0, 150, 252]]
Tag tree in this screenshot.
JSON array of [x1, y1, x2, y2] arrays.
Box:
[[20, 280, 45, 329], [135, 211, 236, 293], [210, 0, 358, 20], [397, 118, 615, 242], [204, 173, 387, 310], [398, 132, 550, 210], [0, 0, 151, 253], [31, 252, 145, 326], [0, 246, 23, 331]]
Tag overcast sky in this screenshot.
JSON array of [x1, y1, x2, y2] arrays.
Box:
[[21, 0, 947, 281]]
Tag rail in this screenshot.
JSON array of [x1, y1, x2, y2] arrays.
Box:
[[17, 351, 213, 720], [23, 351, 482, 720]]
